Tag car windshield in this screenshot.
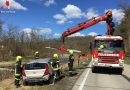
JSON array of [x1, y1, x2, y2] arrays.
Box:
[[95, 40, 124, 51], [25, 63, 46, 70]]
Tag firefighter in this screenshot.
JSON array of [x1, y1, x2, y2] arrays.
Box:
[[54, 54, 61, 77], [50, 54, 60, 84], [14, 56, 22, 88], [34, 51, 40, 59], [98, 44, 105, 50], [68, 50, 74, 72]]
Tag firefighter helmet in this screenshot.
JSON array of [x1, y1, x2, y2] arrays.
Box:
[[16, 56, 22, 61], [100, 45, 104, 49], [69, 50, 74, 54], [35, 51, 39, 54], [53, 54, 58, 58]]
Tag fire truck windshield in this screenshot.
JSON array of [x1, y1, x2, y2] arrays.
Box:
[[95, 40, 124, 52]]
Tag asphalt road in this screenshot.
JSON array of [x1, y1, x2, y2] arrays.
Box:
[[72, 64, 130, 90]]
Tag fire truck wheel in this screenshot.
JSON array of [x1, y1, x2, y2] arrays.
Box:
[[118, 69, 123, 75], [92, 67, 97, 73]]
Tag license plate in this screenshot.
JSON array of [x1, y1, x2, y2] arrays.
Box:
[[33, 72, 36, 74], [105, 64, 110, 66], [99, 63, 105, 66]]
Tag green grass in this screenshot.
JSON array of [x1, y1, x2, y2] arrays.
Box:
[[124, 57, 130, 65], [85, 58, 92, 62], [84, 58, 91, 64], [82, 58, 92, 65]]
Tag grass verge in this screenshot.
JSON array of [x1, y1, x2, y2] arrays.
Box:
[[124, 57, 130, 65], [0, 56, 91, 90]]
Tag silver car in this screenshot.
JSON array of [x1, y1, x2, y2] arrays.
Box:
[[22, 58, 53, 85]]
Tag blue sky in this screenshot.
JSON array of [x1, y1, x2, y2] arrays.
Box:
[[0, 0, 130, 37]]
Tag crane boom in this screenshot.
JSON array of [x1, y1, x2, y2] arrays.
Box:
[[62, 11, 114, 43]]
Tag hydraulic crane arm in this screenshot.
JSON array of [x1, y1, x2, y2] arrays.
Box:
[[62, 11, 113, 43]]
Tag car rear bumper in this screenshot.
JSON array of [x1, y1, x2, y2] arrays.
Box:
[[23, 75, 50, 83]]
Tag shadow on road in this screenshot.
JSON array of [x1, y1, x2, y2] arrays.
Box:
[[93, 68, 122, 75], [122, 74, 130, 83]]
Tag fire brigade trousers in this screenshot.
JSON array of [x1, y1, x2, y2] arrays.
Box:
[[15, 76, 21, 87], [68, 61, 73, 71]]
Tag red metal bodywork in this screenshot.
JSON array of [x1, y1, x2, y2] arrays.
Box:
[[62, 11, 113, 43]]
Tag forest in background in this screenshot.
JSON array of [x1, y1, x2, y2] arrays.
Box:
[[114, 3, 130, 55]]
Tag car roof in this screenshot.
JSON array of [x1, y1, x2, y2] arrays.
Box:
[[27, 58, 52, 64]]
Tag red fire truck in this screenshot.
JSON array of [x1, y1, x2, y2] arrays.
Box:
[[92, 36, 124, 74], [61, 11, 125, 74]]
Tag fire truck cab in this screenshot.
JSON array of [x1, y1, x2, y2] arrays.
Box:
[[92, 36, 124, 74]]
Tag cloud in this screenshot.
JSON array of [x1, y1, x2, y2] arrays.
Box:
[[54, 5, 100, 24], [22, 28, 52, 35], [105, 9, 125, 24], [85, 8, 99, 19], [99, 21, 106, 24], [44, 0, 55, 7], [0, 0, 27, 10], [53, 14, 67, 24], [88, 32, 97, 36], [53, 33, 61, 38], [62, 4, 83, 19], [54, 6, 124, 26], [54, 4, 85, 24], [68, 21, 73, 24], [38, 28, 52, 34], [69, 32, 85, 37], [22, 28, 32, 34], [22, 28, 62, 39]]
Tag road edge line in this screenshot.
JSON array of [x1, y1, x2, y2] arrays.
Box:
[[78, 62, 91, 90], [72, 61, 92, 90]]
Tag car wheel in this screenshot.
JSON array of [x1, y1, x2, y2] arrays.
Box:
[[45, 74, 51, 84], [23, 80, 28, 86], [39, 81, 44, 86], [48, 75, 54, 84]]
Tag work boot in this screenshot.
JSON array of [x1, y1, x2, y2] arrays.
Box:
[[16, 85, 20, 88], [49, 82, 54, 85], [69, 71, 72, 76]]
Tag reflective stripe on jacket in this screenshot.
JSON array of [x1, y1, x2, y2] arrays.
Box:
[[52, 59, 60, 70]]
